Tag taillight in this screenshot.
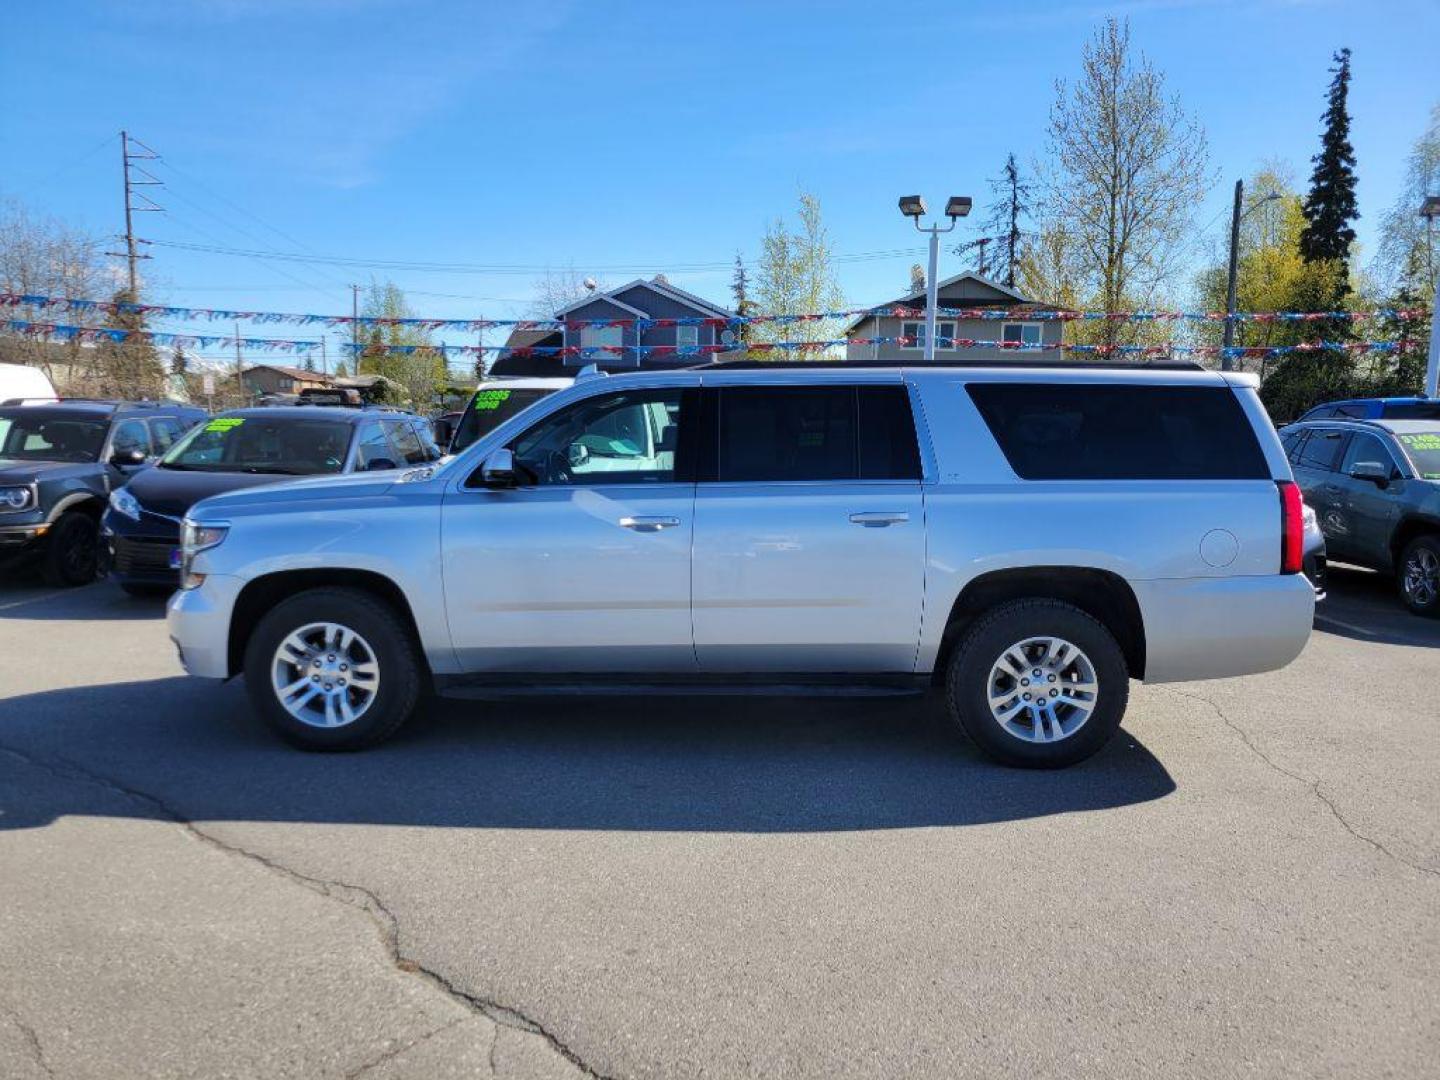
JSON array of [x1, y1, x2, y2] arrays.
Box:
[[1278, 480, 1303, 574]]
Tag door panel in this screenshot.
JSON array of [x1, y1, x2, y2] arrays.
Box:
[[1338, 432, 1404, 569], [442, 484, 696, 672], [691, 482, 925, 672]]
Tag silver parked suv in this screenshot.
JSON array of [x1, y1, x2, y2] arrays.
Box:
[[167, 362, 1315, 768]]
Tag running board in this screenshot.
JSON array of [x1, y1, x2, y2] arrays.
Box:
[[436, 679, 928, 701]]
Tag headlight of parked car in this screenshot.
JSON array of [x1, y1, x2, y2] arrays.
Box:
[[108, 487, 142, 521], [0, 486, 35, 512]]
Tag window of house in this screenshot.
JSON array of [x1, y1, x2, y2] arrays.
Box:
[[900, 321, 956, 351], [575, 326, 628, 366], [675, 325, 700, 351], [1001, 323, 1043, 346]]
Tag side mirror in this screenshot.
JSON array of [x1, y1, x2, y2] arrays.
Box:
[[479, 448, 516, 488], [365, 457, 396, 472], [110, 448, 146, 468], [1348, 460, 1389, 485]]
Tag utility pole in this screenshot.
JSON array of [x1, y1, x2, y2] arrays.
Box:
[[320, 337, 328, 379], [110, 131, 163, 298], [1222, 179, 1244, 370], [1421, 197, 1440, 397], [351, 284, 361, 369]]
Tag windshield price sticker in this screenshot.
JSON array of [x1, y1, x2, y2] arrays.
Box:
[[1399, 433, 1440, 452], [473, 389, 512, 412], [204, 418, 246, 433]]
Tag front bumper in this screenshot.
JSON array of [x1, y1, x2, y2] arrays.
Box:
[[103, 509, 182, 586], [0, 521, 51, 566], [167, 573, 245, 679]]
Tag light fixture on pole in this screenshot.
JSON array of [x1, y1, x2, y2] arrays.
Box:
[[1221, 181, 1283, 370], [898, 194, 971, 362], [1421, 195, 1440, 397]]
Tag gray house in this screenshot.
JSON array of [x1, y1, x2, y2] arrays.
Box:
[[845, 272, 1065, 363], [490, 276, 738, 377]]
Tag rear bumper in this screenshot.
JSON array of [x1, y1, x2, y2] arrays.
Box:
[[1136, 573, 1314, 683], [167, 573, 244, 679]]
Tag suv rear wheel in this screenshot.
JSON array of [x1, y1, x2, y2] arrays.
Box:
[[243, 587, 424, 750], [944, 599, 1129, 768], [1398, 535, 1440, 617]]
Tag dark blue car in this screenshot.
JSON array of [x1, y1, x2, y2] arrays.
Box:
[[1297, 396, 1440, 422], [103, 405, 440, 595]]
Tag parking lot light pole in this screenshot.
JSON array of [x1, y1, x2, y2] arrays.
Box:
[[899, 195, 971, 362], [1422, 196, 1440, 398]]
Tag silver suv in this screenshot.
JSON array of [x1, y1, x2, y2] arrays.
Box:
[[167, 363, 1315, 768]]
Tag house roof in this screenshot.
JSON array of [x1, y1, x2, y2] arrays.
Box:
[[891, 270, 1032, 306], [844, 271, 1062, 332], [242, 364, 326, 380], [553, 276, 732, 320]]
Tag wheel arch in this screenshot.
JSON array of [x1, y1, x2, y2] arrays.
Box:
[[931, 566, 1146, 684], [227, 568, 428, 681], [1390, 515, 1440, 564]]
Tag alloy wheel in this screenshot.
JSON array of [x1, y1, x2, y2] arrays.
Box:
[[986, 636, 1099, 744], [270, 622, 381, 729], [1403, 547, 1439, 608]]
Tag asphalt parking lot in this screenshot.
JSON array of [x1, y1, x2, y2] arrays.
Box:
[[0, 568, 1436, 1080]]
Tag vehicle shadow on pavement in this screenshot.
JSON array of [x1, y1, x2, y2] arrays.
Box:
[[1314, 565, 1440, 648], [0, 581, 166, 621], [0, 676, 1175, 833]]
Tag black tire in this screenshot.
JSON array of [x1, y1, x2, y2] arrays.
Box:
[[242, 587, 425, 751], [1397, 535, 1440, 617], [120, 582, 173, 600], [42, 511, 100, 587], [944, 599, 1130, 769]]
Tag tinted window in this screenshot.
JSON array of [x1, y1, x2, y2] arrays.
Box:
[[150, 417, 190, 452], [1280, 429, 1307, 463], [1339, 432, 1395, 476], [111, 419, 151, 457], [0, 410, 108, 462], [858, 386, 922, 480], [503, 389, 683, 486], [966, 383, 1269, 481], [718, 387, 855, 482], [1296, 429, 1346, 472], [385, 421, 428, 465], [354, 421, 396, 470], [1382, 402, 1440, 420]]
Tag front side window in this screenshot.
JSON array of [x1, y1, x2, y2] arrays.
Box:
[[503, 389, 683, 486], [150, 417, 191, 452], [1002, 323, 1043, 346], [110, 419, 151, 458], [0, 410, 108, 462], [161, 417, 352, 475], [1339, 432, 1397, 477], [384, 421, 429, 466], [900, 321, 956, 351], [354, 421, 396, 470]]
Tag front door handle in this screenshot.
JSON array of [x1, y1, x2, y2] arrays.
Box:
[[619, 515, 681, 532], [849, 512, 909, 527]]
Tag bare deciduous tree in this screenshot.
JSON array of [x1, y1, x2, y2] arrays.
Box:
[[1043, 17, 1212, 343]]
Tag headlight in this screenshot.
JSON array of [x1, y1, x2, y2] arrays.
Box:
[[181, 520, 229, 553], [0, 486, 34, 512], [108, 488, 142, 522]]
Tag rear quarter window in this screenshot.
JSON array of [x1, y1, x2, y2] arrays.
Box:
[[965, 383, 1269, 481]]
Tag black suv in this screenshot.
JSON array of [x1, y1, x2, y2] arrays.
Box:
[[0, 400, 206, 585], [103, 405, 440, 594], [1280, 418, 1440, 614]]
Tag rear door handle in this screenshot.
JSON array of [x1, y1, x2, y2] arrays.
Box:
[[849, 512, 909, 527], [619, 515, 681, 532]]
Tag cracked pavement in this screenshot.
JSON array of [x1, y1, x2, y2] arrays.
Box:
[[0, 565, 1436, 1078]]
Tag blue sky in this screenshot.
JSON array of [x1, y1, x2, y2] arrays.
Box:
[[2, 0, 1437, 363]]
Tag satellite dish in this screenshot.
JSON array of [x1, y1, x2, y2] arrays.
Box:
[[583, 277, 598, 292]]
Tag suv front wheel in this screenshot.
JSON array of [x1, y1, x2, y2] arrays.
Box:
[[945, 599, 1129, 769], [243, 587, 425, 750]]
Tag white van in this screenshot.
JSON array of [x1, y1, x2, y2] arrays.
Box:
[[0, 363, 59, 405]]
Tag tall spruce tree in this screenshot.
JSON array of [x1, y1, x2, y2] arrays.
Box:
[[1298, 48, 1359, 277], [730, 252, 752, 344], [985, 153, 1031, 288]]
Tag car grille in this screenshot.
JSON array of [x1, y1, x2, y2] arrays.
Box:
[[112, 536, 176, 575]]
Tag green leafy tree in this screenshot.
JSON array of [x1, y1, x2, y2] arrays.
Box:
[[751, 192, 845, 355], [355, 280, 446, 408]]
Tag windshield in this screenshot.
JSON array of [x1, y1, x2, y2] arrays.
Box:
[[160, 416, 352, 474], [0, 410, 108, 463], [1396, 431, 1440, 480], [450, 388, 561, 454]]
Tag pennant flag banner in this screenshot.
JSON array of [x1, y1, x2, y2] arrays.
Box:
[[1, 293, 1427, 331], [3, 320, 320, 354], [340, 337, 1413, 361]]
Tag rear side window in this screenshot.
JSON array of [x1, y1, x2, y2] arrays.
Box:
[[714, 386, 922, 483], [1296, 429, 1346, 472], [965, 383, 1269, 481]]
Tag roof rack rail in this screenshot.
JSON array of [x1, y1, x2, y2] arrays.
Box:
[[0, 396, 62, 406], [688, 358, 1208, 372]]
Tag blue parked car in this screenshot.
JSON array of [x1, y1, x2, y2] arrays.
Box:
[[1297, 396, 1440, 422]]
